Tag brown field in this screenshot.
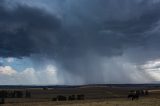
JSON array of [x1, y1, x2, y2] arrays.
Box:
[[0, 86, 160, 106]]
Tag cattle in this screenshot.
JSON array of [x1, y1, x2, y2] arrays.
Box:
[[128, 93, 139, 100], [145, 90, 149, 95], [68, 95, 76, 101], [128, 90, 139, 101], [132, 93, 139, 100], [0, 91, 7, 98], [52, 94, 85, 102], [57, 95, 67, 101], [77, 94, 85, 100], [25, 91, 31, 98], [14, 91, 23, 98], [128, 94, 134, 98], [0, 90, 24, 98], [140, 90, 145, 95]]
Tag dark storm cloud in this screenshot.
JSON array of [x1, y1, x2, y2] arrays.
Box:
[[0, 2, 61, 57], [1, 0, 160, 58], [64, 0, 160, 53], [1, 0, 160, 84]]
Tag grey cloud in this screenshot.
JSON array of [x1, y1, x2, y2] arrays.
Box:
[[1, 0, 160, 58], [0, 2, 61, 57], [1, 0, 160, 84]]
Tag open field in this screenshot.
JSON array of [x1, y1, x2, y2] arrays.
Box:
[[3, 98, 160, 106], [0, 85, 160, 106]]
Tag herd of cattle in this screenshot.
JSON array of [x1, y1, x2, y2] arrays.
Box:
[[0, 90, 31, 98], [0, 90, 31, 104], [127, 90, 149, 100], [52, 94, 85, 101], [0, 90, 85, 104]]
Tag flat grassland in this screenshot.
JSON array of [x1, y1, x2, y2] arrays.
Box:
[[1, 86, 160, 106], [3, 98, 160, 106]]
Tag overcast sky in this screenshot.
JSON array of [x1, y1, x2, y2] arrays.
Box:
[[0, 0, 160, 85]]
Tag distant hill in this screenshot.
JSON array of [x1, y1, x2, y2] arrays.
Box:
[[0, 84, 160, 89]]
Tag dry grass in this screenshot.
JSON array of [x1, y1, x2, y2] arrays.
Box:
[[1, 87, 160, 106], [2, 97, 160, 106]]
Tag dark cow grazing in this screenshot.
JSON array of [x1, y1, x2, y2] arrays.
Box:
[[132, 93, 139, 100], [52, 94, 85, 102], [128, 94, 134, 98], [128, 89, 149, 101], [25, 91, 31, 98], [57, 95, 67, 101], [140, 90, 145, 95], [145, 90, 149, 95], [136, 90, 140, 95], [0, 90, 23, 98], [128, 90, 140, 101], [77, 94, 85, 100], [128, 93, 139, 100], [0, 91, 7, 98], [68, 95, 76, 101], [14, 91, 23, 98]]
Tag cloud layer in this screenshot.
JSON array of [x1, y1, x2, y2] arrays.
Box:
[[1, 0, 160, 58], [0, 65, 60, 85], [0, 0, 160, 84]]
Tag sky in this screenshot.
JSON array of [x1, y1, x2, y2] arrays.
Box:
[[0, 0, 160, 85]]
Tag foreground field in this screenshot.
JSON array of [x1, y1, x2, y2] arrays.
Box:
[[0, 86, 160, 106], [2, 97, 160, 106], [2, 90, 160, 106]]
